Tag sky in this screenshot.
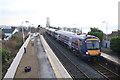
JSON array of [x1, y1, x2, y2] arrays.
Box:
[[0, 0, 120, 34]]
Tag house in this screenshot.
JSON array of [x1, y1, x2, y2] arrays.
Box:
[[102, 30, 119, 48], [2, 26, 18, 40], [108, 31, 119, 40]]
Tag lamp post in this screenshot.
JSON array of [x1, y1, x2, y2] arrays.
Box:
[[21, 21, 29, 43], [30, 24, 33, 33], [21, 22, 25, 43], [102, 21, 108, 41]]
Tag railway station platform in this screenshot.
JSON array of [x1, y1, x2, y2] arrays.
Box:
[[101, 47, 120, 65], [13, 34, 71, 78], [101, 52, 120, 65], [4, 32, 119, 79]]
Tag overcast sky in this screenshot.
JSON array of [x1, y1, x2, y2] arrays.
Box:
[[0, 0, 119, 34]]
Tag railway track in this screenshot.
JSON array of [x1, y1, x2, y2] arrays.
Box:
[[98, 56, 120, 75], [87, 61, 120, 80], [44, 34, 90, 79], [43, 33, 120, 80]]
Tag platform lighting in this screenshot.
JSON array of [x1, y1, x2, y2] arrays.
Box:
[[29, 24, 33, 33], [21, 21, 29, 42], [102, 21, 108, 41]]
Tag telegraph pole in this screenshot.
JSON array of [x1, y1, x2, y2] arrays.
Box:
[[21, 21, 29, 43], [21, 22, 25, 43], [102, 21, 108, 40], [106, 22, 108, 40]]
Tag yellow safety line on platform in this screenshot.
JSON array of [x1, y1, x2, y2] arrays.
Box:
[[40, 35, 72, 79]]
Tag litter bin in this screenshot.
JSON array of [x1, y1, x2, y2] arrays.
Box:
[[24, 66, 31, 72]]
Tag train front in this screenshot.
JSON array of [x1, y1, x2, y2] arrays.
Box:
[[84, 38, 101, 60]]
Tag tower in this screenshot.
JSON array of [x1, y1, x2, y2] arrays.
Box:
[[46, 17, 50, 27]]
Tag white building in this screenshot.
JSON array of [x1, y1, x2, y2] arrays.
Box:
[[2, 26, 18, 40]]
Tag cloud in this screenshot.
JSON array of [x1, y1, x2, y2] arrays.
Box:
[[0, 0, 119, 34]]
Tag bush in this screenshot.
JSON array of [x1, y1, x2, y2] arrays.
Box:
[[15, 42, 22, 50], [24, 35, 29, 40], [2, 33, 23, 78], [4, 40, 17, 51], [0, 47, 11, 63], [110, 37, 120, 52], [88, 32, 103, 41], [11, 34, 22, 42]]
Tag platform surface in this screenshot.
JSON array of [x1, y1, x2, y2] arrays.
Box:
[[14, 35, 56, 78], [101, 52, 120, 65], [14, 34, 71, 78]]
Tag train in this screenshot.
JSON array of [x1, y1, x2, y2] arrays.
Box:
[[46, 28, 101, 60]]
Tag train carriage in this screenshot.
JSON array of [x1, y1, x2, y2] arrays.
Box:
[[46, 28, 56, 37], [70, 35, 101, 60], [54, 30, 75, 46], [46, 28, 101, 60]]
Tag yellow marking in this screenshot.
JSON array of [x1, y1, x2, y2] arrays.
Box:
[[86, 39, 99, 41], [88, 50, 100, 55], [40, 35, 72, 78]]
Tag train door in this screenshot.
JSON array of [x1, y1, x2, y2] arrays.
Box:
[[56, 34, 59, 40], [68, 37, 72, 48], [78, 39, 82, 53]]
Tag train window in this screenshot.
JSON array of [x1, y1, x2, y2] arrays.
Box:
[[59, 34, 62, 40], [79, 39, 82, 47], [60, 35, 69, 43], [65, 36, 69, 42], [72, 38, 78, 48], [75, 40, 78, 48], [86, 40, 100, 50], [54, 33, 57, 35]]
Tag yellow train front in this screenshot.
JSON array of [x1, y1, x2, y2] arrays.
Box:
[[77, 35, 101, 60]]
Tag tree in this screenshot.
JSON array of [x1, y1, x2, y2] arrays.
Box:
[[110, 37, 120, 52], [0, 47, 11, 63], [87, 28, 104, 41]]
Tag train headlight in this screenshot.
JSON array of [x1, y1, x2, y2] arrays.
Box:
[[86, 52, 89, 54], [98, 52, 101, 56]]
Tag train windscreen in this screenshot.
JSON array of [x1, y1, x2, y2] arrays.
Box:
[[86, 40, 100, 50]]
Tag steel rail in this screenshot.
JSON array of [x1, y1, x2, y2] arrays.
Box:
[[87, 61, 120, 80], [44, 34, 90, 79]]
